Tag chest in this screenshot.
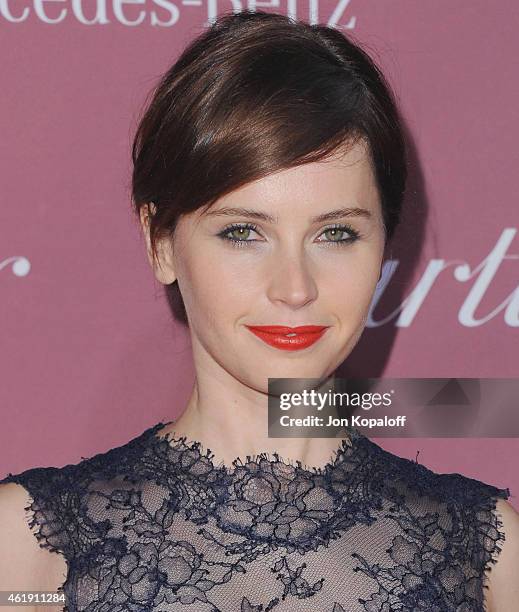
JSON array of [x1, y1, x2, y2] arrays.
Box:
[[63, 494, 481, 612]]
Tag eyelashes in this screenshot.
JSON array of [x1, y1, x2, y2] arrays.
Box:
[[216, 222, 361, 249]]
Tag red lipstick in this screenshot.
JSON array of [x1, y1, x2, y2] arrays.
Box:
[[245, 325, 330, 351]]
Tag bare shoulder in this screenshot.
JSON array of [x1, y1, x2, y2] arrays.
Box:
[[0, 482, 68, 604], [484, 498, 519, 612]]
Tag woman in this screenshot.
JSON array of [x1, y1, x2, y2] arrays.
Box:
[[1, 10, 517, 612]]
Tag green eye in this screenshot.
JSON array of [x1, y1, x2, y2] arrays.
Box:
[[317, 224, 360, 246], [230, 227, 252, 240], [323, 228, 347, 241], [217, 223, 260, 248]]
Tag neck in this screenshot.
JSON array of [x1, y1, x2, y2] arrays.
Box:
[[160, 371, 352, 470]]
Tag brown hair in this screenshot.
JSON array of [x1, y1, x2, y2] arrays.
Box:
[[131, 10, 407, 324]]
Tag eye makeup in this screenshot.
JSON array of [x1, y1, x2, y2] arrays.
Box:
[[216, 222, 362, 249]]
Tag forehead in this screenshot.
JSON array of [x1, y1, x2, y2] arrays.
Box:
[[205, 138, 379, 220]]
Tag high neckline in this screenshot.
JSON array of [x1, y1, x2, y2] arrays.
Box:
[[145, 420, 365, 477]]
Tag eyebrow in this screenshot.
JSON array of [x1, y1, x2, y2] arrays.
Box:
[[204, 206, 372, 224]]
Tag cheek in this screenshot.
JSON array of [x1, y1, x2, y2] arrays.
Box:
[[178, 251, 258, 327], [325, 251, 381, 317]]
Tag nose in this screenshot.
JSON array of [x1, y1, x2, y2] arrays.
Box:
[[266, 250, 318, 309]]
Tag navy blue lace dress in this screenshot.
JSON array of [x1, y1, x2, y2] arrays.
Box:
[[0, 420, 511, 612]]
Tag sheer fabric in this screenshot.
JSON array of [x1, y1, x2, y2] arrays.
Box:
[[0, 421, 510, 612]]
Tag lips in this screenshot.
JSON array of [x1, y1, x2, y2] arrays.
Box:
[[247, 325, 329, 335], [245, 325, 330, 351]]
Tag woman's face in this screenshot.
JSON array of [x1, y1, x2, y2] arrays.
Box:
[[142, 138, 385, 391]]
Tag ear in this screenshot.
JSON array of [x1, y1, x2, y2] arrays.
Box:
[[139, 202, 177, 285]]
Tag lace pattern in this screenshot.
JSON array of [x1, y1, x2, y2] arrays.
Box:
[[0, 421, 511, 612]]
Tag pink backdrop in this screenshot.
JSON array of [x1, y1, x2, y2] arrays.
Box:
[[1, 2, 517, 509]]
